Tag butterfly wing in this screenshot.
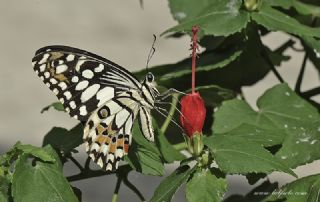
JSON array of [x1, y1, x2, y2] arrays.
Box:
[[32, 45, 141, 121], [84, 95, 139, 171]]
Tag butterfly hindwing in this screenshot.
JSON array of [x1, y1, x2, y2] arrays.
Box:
[[83, 96, 139, 171], [32, 45, 141, 121]]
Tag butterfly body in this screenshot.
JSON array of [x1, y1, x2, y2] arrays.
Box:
[[32, 46, 158, 171]]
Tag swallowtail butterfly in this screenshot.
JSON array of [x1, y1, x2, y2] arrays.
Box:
[[32, 45, 162, 171]]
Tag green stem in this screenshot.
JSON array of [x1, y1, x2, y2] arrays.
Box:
[[111, 176, 123, 202], [173, 142, 188, 151], [160, 93, 179, 134]]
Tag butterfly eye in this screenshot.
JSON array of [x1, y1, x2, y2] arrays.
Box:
[[146, 73, 154, 83]]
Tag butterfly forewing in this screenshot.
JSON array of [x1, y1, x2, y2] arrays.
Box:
[[32, 46, 141, 121], [32, 45, 155, 171]]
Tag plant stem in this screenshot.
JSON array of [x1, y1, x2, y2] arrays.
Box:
[[261, 48, 284, 83], [295, 52, 308, 93], [111, 176, 122, 202], [191, 26, 199, 93], [173, 142, 188, 150], [160, 93, 179, 134]]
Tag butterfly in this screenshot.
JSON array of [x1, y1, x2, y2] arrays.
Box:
[[32, 45, 169, 171]]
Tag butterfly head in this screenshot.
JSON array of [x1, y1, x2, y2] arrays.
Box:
[[145, 72, 155, 83], [143, 72, 160, 97]]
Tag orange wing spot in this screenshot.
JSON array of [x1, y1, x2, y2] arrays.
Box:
[[116, 139, 124, 147], [109, 143, 116, 153], [96, 135, 107, 145], [96, 124, 106, 135], [105, 136, 111, 145], [50, 52, 64, 60], [124, 144, 129, 153]]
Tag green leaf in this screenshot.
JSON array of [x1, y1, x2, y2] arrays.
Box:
[[269, 0, 320, 17], [194, 85, 236, 107], [303, 36, 320, 53], [126, 122, 164, 176], [217, 123, 284, 147], [263, 174, 320, 202], [168, 0, 212, 23], [204, 135, 296, 176], [213, 83, 320, 168], [160, 46, 243, 81], [11, 145, 78, 202], [186, 169, 227, 202], [0, 176, 10, 202], [154, 125, 185, 163], [41, 102, 65, 113], [150, 165, 195, 202], [251, 4, 320, 38], [14, 142, 55, 162], [42, 123, 83, 154], [163, 0, 250, 37]]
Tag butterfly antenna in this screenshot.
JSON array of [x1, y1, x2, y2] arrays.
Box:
[[146, 34, 156, 72]]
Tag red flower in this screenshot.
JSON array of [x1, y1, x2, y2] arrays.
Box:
[[180, 92, 206, 137]]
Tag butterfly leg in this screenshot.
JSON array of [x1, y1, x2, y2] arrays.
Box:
[[157, 88, 185, 101]]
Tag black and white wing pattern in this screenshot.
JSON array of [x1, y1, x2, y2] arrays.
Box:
[[32, 45, 155, 171], [32, 45, 141, 121]]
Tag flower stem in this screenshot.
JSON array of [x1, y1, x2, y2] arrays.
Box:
[[191, 26, 199, 93], [173, 142, 188, 151], [111, 177, 122, 202], [160, 93, 179, 134]]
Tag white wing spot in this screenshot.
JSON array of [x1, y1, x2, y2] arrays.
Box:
[[76, 80, 89, 91], [45, 82, 50, 87], [53, 88, 59, 95], [58, 60, 63, 65], [59, 98, 65, 104], [39, 64, 46, 72], [80, 105, 88, 116], [65, 107, 70, 113], [32, 61, 36, 67], [56, 64, 68, 74], [81, 84, 100, 102], [66, 54, 75, 61], [64, 91, 72, 100], [75, 60, 85, 72], [44, 72, 50, 78], [94, 64, 104, 72], [71, 76, 79, 83], [58, 82, 67, 90], [50, 78, 58, 85], [82, 69, 94, 79], [40, 76, 44, 81], [69, 101, 76, 109], [39, 53, 50, 64], [73, 115, 78, 119], [96, 87, 114, 106]]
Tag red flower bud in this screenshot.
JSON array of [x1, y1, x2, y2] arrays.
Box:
[[180, 92, 206, 137]]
